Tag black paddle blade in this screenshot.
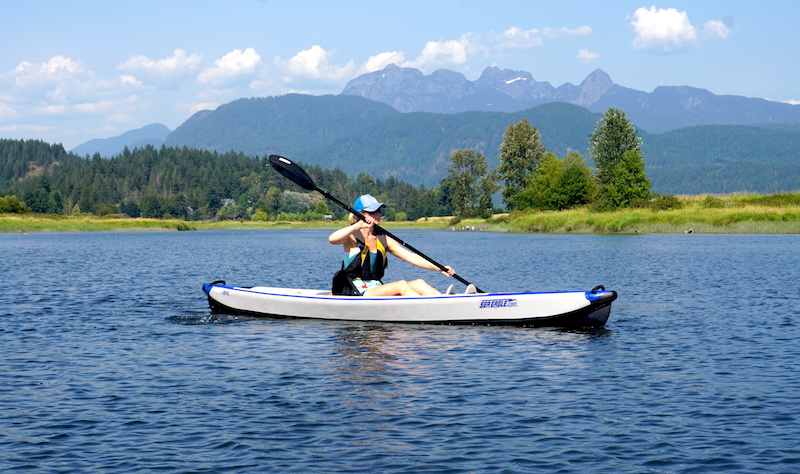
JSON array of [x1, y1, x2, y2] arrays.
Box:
[[268, 155, 316, 191]]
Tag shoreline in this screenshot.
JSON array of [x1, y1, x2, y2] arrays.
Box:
[[3, 205, 800, 234]]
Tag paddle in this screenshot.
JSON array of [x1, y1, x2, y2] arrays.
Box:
[[269, 154, 482, 292]]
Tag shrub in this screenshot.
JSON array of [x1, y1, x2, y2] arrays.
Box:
[[0, 195, 29, 214], [649, 194, 683, 211], [700, 195, 725, 209]]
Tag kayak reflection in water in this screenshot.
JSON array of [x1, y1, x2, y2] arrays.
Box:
[[328, 194, 456, 296]]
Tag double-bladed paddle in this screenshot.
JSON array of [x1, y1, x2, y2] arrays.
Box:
[[269, 154, 482, 292]]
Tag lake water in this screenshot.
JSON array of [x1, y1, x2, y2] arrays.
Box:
[[2, 229, 799, 472]]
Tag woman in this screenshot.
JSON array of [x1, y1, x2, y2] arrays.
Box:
[[328, 194, 456, 296]]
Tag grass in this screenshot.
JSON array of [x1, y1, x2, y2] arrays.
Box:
[[496, 197, 800, 234], [3, 193, 800, 234], [0, 214, 448, 234]]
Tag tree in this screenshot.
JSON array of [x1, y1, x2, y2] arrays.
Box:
[[550, 152, 595, 210], [440, 149, 497, 218], [140, 194, 165, 218], [589, 108, 650, 209], [602, 149, 651, 209], [516, 152, 595, 211], [23, 188, 50, 213], [518, 152, 562, 210], [497, 119, 546, 210]]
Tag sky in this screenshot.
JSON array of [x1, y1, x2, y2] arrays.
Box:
[[1, 0, 799, 150]]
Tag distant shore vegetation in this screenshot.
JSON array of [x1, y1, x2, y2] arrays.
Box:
[[4, 193, 800, 234], [3, 106, 799, 234]]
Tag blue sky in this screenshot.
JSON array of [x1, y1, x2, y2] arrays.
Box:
[[1, 0, 798, 150]]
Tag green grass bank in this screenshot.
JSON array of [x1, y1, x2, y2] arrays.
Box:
[[4, 194, 800, 234]]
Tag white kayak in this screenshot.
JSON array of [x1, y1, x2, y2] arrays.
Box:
[[202, 281, 618, 328]]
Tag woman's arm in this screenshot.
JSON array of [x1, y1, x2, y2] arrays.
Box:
[[386, 236, 456, 276], [328, 215, 377, 245]]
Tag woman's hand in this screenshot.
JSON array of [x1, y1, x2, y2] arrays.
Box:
[[361, 214, 378, 227], [441, 265, 456, 277]]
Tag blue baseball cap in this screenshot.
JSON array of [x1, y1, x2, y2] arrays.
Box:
[[353, 194, 386, 212]]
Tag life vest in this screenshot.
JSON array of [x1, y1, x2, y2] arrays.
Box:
[[343, 232, 389, 281]]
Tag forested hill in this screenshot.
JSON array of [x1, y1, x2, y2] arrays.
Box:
[[0, 139, 446, 220], [158, 95, 800, 194], [643, 125, 800, 194], [165, 94, 399, 157]]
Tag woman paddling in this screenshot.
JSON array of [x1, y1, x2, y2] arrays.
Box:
[[328, 194, 458, 296]]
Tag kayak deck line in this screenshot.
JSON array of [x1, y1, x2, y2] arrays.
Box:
[[202, 280, 617, 328], [203, 282, 604, 302]]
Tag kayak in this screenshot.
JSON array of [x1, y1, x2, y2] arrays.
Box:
[[202, 281, 618, 328]]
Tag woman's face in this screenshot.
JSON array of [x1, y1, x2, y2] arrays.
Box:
[[362, 209, 382, 221]]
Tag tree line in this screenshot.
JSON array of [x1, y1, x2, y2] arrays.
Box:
[[1, 107, 651, 220], [0, 140, 449, 220], [441, 107, 651, 218]]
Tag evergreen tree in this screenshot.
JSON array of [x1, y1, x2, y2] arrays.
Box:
[[497, 118, 546, 210], [551, 152, 595, 210], [602, 149, 651, 209], [23, 188, 50, 213], [589, 108, 650, 209], [440, 149, 496, 218]]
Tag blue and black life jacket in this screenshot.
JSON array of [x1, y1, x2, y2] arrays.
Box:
[[343, 232, 389, 281], [331, 232, 390, 295]]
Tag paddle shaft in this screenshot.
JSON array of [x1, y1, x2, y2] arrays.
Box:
[[315, 186, 481, 291]]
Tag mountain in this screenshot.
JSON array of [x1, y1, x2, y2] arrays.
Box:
[[72, 123, 170, 157], [74, 65, 800, 195], [341, 65, 800, 133], [165, 94, 398, 156], [157, 95, 800, 193]]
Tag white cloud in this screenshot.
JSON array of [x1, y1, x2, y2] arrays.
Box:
[[0, 123, 50, 135], [402, 34, 489, 71], [198, 48, 262, 85], [702, 20, 731, 39], [275, 45, 356, 83], [13, 56, 85, 90], [495, 27, 544, 50], [33, 104, 67, 115], [494, 25, 592, 51], [119, 75, 142, 87], [1, 55, 139, 114], [414, 38, 470, 65], [542, 26, 593, 38], [577, 49, 601, 63], [786, 100, 800, 106], [630, 7, 731, 53], [119, 49, 203, 82], [630, 7, 698, 52], [0, 102, 19, 120], [359, 51, 407, 74]]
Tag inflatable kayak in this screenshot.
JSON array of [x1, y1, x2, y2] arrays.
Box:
[[202, 281, 617, 328]]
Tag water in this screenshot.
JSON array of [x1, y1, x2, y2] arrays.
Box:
[[2, 229, 799, 473]]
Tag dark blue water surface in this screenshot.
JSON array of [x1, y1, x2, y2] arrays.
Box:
[[2, 230, 799, 473]]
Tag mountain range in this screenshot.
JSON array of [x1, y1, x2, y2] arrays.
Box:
[[341, 65, 800, 133], [70, 65, 800, 195]]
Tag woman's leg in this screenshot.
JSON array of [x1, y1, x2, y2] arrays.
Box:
[[407, 279, 442, 296], [364, 280, 420, 296]]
